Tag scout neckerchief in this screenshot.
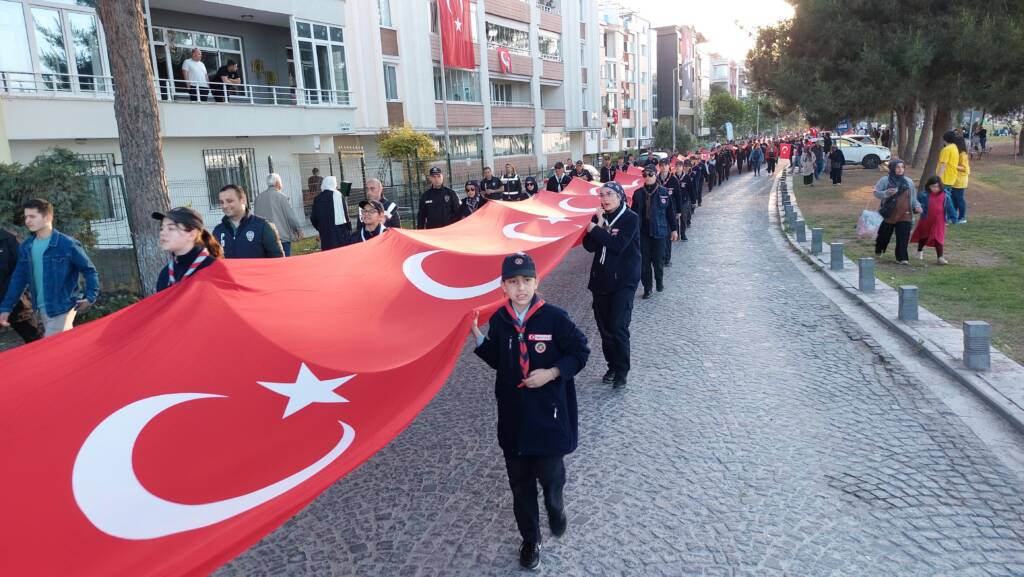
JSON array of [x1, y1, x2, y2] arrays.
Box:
[[504, 297, 546, 388], [600, 203, 628, 265], [167, 247, 209, 286], [360, 223, 386, 242]]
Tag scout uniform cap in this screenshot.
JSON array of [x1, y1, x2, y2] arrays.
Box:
[[502, 252, 537, 280]]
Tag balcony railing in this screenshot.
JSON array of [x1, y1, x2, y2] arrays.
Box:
[[492, 100, 533, 108], [538, 53, 562, 62], [537, 1, 560, 14], [1, 71, 352, 108]]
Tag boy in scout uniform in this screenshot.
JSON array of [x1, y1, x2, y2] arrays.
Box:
[[471, 253, 590, 570]]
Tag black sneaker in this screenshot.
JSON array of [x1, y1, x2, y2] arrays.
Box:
[[656, 283, 664, 292], [641, 291, 652, 300], [664, 260, 672, 267], [602, 369, 616, 384], [519, 542, 541, 570], [549, 510, 567, 537], [613, 374, 627, 389]]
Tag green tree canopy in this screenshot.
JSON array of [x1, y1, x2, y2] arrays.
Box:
[[704, 93, 746, 138], [378, 123, 437, 159], [653, 117, 696, 151]]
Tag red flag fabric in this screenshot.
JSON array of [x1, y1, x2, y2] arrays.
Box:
[[439, 0, 475, 70], [497, 46, 512, 73], [780, 143, 792, 159], [0, 191, 605, 577]]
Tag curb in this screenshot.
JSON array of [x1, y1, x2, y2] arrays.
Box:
[[769, 170, 1024, 435]]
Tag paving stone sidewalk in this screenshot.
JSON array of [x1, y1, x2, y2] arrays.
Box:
[[217, 171, 1024, 577]]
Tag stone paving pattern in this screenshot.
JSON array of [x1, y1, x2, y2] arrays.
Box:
[[216, 172, 1024, 577]]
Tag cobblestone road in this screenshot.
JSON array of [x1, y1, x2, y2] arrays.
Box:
[[217, 171, 1024, 577]]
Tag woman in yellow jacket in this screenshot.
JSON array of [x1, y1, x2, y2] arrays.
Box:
[[950, 136, 970, 224]]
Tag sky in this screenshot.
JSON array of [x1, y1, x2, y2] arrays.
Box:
[[632, 0, 795, 62]]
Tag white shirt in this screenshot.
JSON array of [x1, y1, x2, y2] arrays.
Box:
[[182, 58, 209, 87]]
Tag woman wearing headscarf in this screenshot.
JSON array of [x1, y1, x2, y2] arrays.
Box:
[[522, 176, 540, 197], [873, 159, 921, 264], [458, 180, 487, 219], [310, 175, 351, 250], [828, 145, 845, 185], [153, 207, 223, 292]]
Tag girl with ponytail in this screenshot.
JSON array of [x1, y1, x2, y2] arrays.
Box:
[[152, 207, 223, 292]]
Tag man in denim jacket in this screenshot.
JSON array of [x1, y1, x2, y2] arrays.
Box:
[[0, 199, 99, 337]]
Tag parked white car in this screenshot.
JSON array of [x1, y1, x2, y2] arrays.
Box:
[[811, 136, 890, 169]]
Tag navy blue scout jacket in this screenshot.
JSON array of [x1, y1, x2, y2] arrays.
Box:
[[155, 245, 218, 292], [545, 173, 573, 192], [213, 213, 284, 259], [475, 301, 590, 456], [581, 204, 641, 294], [630, 184, 678, 239]]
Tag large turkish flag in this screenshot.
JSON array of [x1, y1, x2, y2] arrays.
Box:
[[439, 0, 475, 70], [0, 191, 604, 577]]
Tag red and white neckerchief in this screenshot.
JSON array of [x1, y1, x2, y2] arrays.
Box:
[[504, 298, 546, 388], [167, 248, 209, 286]]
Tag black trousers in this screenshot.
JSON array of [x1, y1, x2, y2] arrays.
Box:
[[11, 316, 43, 343], [592, 287, 634, 376], [830, 167, 843, 184], [504, 453, 566, 544], [875, 221, 912, 262], [189, 85, 211, 102], [767, 159, 777, 173], [639, 234, 666, 293]]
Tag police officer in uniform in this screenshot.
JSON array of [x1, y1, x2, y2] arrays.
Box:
[[599, 156, 617, 183], [631, 167, 678, 298], [417, 167, 460, 229], [581, 182, 640, 389], [545, 162, 573, 192], [481, 166, 504, 200], [213, 184, 285, 258], [571, 160, 593, 182]]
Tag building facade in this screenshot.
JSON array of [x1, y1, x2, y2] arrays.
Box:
[[596, 2, 653, 154], [654, 24, 706, 139], [0, 0, 600, 245]]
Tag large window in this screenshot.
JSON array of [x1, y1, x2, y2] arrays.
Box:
[[493, 134, 533, 156], [295, 20, 350, 105], [383, 63, 398, 100], [151, 26, 242, 101], [538, 32, 561, 61], [203, 148, 257, 206], [489, 80, 530, 106], [434, 134, 482, 159], [433, 66, 480, 102], [542, 132, 569, 154], [486, 22, 528, 53], [378, 0, 392, 26]]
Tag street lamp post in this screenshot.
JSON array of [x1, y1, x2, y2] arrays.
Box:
[[672, 66, 678, 152]]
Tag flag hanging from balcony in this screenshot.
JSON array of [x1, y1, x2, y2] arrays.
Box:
[[439, 0, 475, 69], [497, 46, 512, 73]]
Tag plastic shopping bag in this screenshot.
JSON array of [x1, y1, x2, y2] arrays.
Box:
[[857, 209, 883, 238]]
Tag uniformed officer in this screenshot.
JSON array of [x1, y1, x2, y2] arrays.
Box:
[[673, 162, 691, 241], [571, 160, 593, 182], [471, 252, 590, 570], [656, 159, 680, 267], [630, 167, 678, 298], [581, 182, 640, 389], [481, 166, 504, 200], [213, 184, 285, 258], [599, 156, 617, 183], [417, 166, 460, 229], [545, 162, 573, 192]]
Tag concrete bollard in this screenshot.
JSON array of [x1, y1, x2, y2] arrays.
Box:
[[898, 286, 919, 321], [830, 243, 844, 271], [811, 228, 823, 254], [858, 258, 875, 293], [795, 219, 807, 242], [963, 321, 992, 371]]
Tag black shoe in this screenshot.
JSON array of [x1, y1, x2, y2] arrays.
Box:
[[613, 374, 627, 388], [682, 236, 689, 242], [656, 283, 664, 292], [549, 511, 567, 537], [519, 542, 541, 570], [641, 291, 652, 300], [664, 261, 672, 267], [601, 369, 616, 384]]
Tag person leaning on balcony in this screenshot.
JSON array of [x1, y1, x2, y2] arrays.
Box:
[[310, 175, 353, 250], [182, 47, 210, 102], [212, 59, 242, 103], [254, 173, 305, 257]]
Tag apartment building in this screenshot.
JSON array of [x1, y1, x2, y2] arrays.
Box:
[[654, 24, 707, 138], [709, 53, 739, 97], [0, 0, 600, 245], [596, 2, 653, 154]]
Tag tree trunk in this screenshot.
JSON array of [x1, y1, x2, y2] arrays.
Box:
[[95, 0, 170, 297], [899, 103, 917, 161], [918, 105, 954, 188], [912, 102, 936, 167]]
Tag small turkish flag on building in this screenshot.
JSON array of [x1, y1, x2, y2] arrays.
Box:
[[497, 46, 512, 73], [439, 0, 475, 70]]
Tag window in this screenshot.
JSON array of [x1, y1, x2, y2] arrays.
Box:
[[378, 0, 392, 26], [294, 20, 349, 105], [433, 66, 480, 102], [77, 153, 122, 221], [542, 132, 569, 154], [8, 1, 107, 93], [640, 43, 647, 57], [538, 32, 561, 61], [493, 134, 533, 156], [202, 148, 257, 207], [486, 22, 529, 53], [490, 80, 530, 106], [581, 87, 588, 111], [151, 27, 242, 100], [383, 63, 398, 100], [434, 134, 481, 159]]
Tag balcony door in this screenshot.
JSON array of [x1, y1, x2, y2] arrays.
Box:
[[294, 20, 348, 106]]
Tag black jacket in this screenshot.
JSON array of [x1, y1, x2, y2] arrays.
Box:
[[345, 223, 387, 245], [474, 300, 590, 456], [581, 205, 641, 294], [545, 173, 573, 192], [417, 186, 460, 229], [571, 169, 593, 182], [458, 194, 487, 219], [600, 165, 617, 183], [481, 176, 504, 199], [213, 213, 284, 259], [378, 196, 402, 229], [0, 228, 34, 322], [155, 245, 219, 292], [631, 184, 678, 239], [310, 190, 352, 250]]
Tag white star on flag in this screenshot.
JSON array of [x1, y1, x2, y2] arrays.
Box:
[[258, 363, 353, 418], [542, 215, 569, 224], [454, 18, 462, 31]]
